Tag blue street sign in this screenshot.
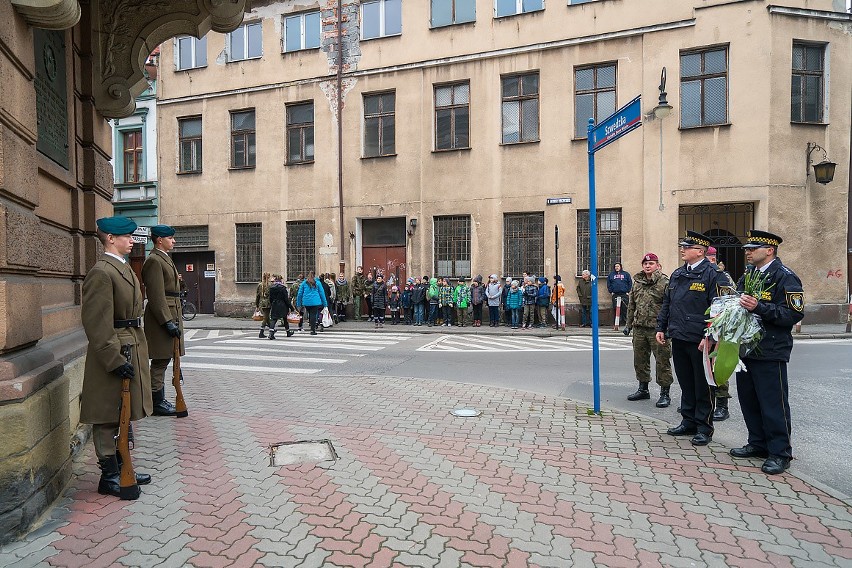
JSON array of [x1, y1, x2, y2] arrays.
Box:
[[590, 95, 642, 154], [585, 95, 643, 415]]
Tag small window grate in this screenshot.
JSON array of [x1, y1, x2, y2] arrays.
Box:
[[434, 215, 471, 278], [504, 212, 544, 277], [173, 225, 209, 249], [236, 223, 262, 283], [287, 221, 316, 281]]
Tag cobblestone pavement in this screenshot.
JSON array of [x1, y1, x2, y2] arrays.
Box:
[[3, 373, 852, 567]]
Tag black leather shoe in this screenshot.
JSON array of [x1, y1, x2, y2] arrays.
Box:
[[627, 385, 650, 401], [761, 456, 790, 475], [691, 433, 712, 446], [666, 424, 697, 436], [730, 445, 768, 459], [286, 330, 295, 337], [153, 398, 178, 417]]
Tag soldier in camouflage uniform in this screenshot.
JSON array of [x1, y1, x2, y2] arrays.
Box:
[[706, 246, 736, 420], [625, 253, 674, 408], [350, 266, 367, 321]]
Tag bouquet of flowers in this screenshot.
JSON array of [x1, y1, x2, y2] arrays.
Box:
[[704, 270, 773, 386]]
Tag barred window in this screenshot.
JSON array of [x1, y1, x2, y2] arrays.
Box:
[[364, 92, 396, 157], [286, 102, 314, 164], [680, 47, 728, 128], [577, 209, 621, 276], [435, 82, 470, 150], [173, 226, 209, 249], [792, 42, 825, 123], [286, 221, 316, 281], [235, 223, 262, 283], [434, 215, 471, 278], [230, 109, 256, 168], [574, 63, 616, 139], [504, 212, 544, 277], [501, 73, 539, 144], [178, 116, 202, 173]]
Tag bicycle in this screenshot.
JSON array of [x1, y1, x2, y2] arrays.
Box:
[[180, 292, 197, 321]]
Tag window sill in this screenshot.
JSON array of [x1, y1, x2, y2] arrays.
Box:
[[499, 139, 540, 147], [361, 153, 397, 160], [432, 147, 472, 154], [175, 65, 207, 72], [286, 160, 315, 166], [227, 56, 263, 63], [430, 21, 476, 30], [228, 165, 256, 171], [678, 122, 731, 131], [177, 170, 202, 175], [791, 121, 828, 127], [494, 9, 545, 19], [282, 47, 321, 55], [360, 33, 402, 42]]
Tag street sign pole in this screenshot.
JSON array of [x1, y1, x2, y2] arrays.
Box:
[[555, 225, 560, 330], [587, 118, 601, 414], [586, 95, 643, 415]]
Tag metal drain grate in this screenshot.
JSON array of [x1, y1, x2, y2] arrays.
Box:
[[268, 439, 338, 467]]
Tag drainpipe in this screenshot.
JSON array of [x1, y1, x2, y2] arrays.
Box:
[[337, 0, 346, 274], [846, 80, 851, 332]]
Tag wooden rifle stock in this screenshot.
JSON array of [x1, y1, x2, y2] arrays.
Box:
[[172, 336, 189, 417], [117, 345, 140, 500]]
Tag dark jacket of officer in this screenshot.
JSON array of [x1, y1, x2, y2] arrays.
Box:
[[736, 258, 804, 362], [656, 259, 729, 343], [142, 249, 184, 359]]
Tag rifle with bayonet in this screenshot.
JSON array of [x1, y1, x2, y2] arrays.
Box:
[[117, 344, 140, 500], [172, 337, 189, 417]]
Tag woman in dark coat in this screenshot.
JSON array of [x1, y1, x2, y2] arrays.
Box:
[[371, 273, 388, 327], [268, 275, 295, 339]]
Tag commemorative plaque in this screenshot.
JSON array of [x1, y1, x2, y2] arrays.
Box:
[[34, 29, 69, 169]]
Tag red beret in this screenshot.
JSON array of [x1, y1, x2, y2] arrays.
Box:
[[642, 253, 659, 263]]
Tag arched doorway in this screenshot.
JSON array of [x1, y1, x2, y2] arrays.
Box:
[[679, 202, 754, 283]]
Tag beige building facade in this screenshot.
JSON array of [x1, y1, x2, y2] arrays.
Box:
[[0, 0, 249, 544], [156, 0, 852, 322]]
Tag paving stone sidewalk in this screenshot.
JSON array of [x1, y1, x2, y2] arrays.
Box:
[[2, 373, 852, 567]]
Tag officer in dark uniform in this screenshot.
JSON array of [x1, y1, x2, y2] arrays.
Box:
[[729, 230, 803, 475], [656, 231, 730, 446]]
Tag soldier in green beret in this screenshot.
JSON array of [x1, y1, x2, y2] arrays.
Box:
[[80, 216, 153, 499], [142, 224, 184, 416]]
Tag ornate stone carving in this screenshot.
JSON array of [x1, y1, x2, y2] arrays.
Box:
[[90, 0, 249, 118], [10, 0, 81, 30]]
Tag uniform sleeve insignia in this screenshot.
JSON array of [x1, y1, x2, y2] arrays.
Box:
[[786, 292, 804, 312]]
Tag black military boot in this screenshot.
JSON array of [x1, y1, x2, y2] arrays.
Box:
[[258, 326, 266, 338], [152, 388, 177, 417], [98, 455, 140, 500], [268, 329, 276, 340], [627, 383, 651, 401], [117, 453, 151, 485], [656, 387, 671, 408], [713, 397, 730, 421]]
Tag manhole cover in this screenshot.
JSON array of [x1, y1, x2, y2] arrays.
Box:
[[450, 408, 481, 417], [269, 440, 338, 467]]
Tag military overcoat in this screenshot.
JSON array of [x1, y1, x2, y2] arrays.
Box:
[[80, 255, 153, 423], [142, 249, 185, 359]]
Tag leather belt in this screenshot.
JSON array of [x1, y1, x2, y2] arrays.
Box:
[[165, 291, 182, 297], [114, 318, 142, 328]]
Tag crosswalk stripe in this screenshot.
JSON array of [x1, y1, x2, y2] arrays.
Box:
[[184, 346, 365, 357], [185, 352, 347, 364], [219, 339, 384, 351], [179, 363, 320, 374]]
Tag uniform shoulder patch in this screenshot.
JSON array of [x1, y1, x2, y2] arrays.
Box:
[[786, 291, 804, 312]]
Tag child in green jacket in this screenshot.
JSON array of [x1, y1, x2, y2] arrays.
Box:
[[453, 277, 471, 327]]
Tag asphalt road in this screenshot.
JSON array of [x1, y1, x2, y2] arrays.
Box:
[[183, 330, 852, 500]]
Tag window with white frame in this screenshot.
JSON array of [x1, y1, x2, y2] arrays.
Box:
[[435, 82, 470, 150], [501, 73, 539, 144], [364, 92, 396, 157], [362, 0, 402, 40], [680, 46, 728, 128], [495, 0, 543, 18], [574, 63, 616, 139], [175, 36, 207, 70], [228, 21, 263, 61], [284, 12, 321, 52], [431, 0, 476, 27], [791, 42, 826, 124]]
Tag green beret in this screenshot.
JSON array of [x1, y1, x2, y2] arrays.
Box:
[[96, 216, 137, 235], [150, 224, 176, 238]]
